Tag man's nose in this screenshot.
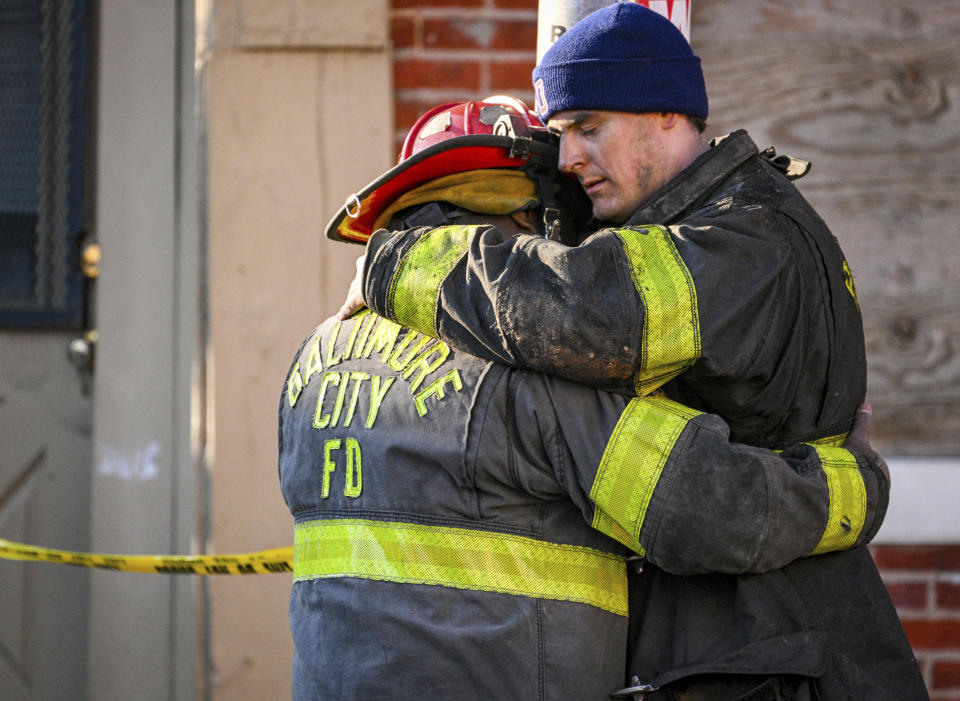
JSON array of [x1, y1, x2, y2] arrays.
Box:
[[558, 135, 584, 175]]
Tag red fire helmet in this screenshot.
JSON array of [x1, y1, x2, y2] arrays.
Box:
[[326, 96, 559, 245]]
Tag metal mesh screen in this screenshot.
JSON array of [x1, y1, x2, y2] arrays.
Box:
[[0, 0, 87, 327]]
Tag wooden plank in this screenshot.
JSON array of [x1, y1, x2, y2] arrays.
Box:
[[695, 0, 960, 454]]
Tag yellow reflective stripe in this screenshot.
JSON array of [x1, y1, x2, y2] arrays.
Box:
[[388, 225, 477, 337], [810, 432, 848, 448], [810, 445, 867, 555], [842, 259, 859, 310], [590, 397, 701, 554], [614, 226, 701, 396], [294, 518, 628, 616]]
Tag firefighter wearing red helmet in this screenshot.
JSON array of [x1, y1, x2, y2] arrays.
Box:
[[326, 96, 591, 246], [279, 97, 891, 699]]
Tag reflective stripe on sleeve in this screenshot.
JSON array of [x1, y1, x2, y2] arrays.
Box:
[[387, 225, 477, 337], [613, 226, 701, 396], [809, 433, 848, 448], [590, 397, 701, 555], [294, 518, 628, 616], [810, 445, 867, 555]]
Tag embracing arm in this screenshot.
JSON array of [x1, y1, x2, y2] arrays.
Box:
[[360, 223, 706, 394], [585, 399, 887, 575], [501, 374, 888, 576], [358, 214, 797, 404]]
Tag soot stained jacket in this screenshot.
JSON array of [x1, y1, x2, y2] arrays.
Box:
[[278, 310, 887, 700], [359, 131, 927, 699]]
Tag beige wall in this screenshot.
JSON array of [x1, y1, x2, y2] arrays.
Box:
[[203, 1, 392, 697]]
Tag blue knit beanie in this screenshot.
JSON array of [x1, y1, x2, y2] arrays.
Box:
[[532, 3, 707, 122]]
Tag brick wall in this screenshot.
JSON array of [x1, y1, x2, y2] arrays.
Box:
[[390, 0, 539, 153], [388, 3, 959, 698], [873, 546, 960, 700]]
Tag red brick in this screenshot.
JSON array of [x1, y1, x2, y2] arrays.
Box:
[[493, 0, 537, 8], [490, 59, 536, 91], [938, 581, 960, 610], [394, 100, 429, 133], [886, 580, 929, 609], [934, 660, 960, 689], [873, 545, 960, 571], [391, 16, 417, 48], [393, 59, 481, 90], [507, 20, 539, 51], [423, 18, 537, 50], [392, 0, 482, 7], [901, 618, 960, 650]]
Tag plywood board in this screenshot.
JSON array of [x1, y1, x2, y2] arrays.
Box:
[[695, 0, 960, 454]]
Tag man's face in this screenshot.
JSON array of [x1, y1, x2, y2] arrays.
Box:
[[548, 110, 678, 224]]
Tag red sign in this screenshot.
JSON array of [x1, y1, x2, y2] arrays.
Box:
[[633, 0, 691, 41]]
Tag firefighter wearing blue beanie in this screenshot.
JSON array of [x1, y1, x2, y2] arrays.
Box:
[[533, 3, 707, 122], [345, 4, 928, 701]]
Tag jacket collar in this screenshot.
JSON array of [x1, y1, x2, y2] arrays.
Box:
[[625, 129, 758, 226]]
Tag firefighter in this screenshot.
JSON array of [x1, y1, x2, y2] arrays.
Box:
[[334, 6, 927, 701], [285, 97, 891, 699]]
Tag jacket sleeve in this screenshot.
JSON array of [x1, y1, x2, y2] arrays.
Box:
[[364, 217, 791, 398], [502, 375, 889, 576], [365, 223, 692, 394]]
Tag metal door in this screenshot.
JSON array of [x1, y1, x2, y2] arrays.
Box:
[[0, 0, 93, 698], [0, 333, 92, 699]]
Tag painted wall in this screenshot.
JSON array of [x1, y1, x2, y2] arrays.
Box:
[[203, 1, 392, 697]]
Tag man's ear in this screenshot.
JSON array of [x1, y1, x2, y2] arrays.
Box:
[[660, 113, 681, 130], [509, 209, 538, 233]]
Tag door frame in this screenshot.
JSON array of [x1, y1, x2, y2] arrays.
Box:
[[88, 1, 201, 699]]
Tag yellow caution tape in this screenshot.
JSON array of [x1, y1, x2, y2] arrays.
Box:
[[0, 537, 293, 575]]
